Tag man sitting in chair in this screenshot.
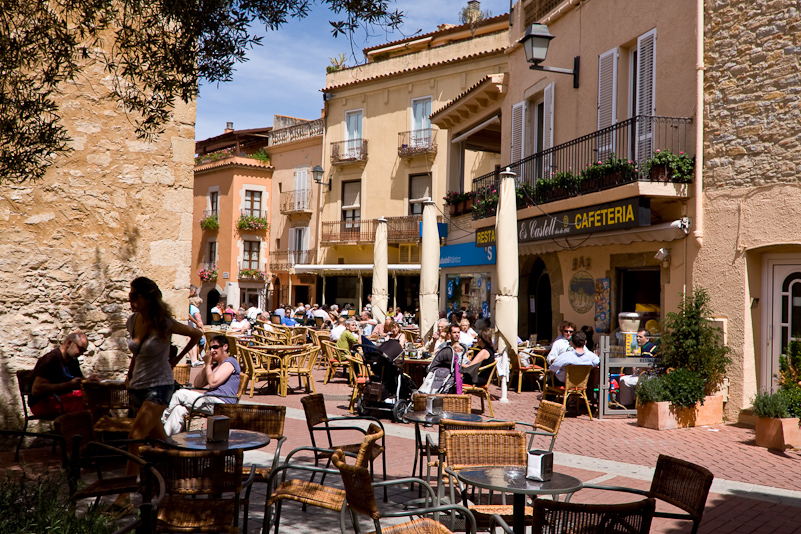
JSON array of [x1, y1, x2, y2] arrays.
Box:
[[548, 331, 599, 386], [161, 335, 240, 436]]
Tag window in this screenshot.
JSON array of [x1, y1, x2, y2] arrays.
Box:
[[207, 241, 217, 265], [243, 240, 260, 270], [342, 181, 361, 229], [294, 169, 310, 210], [244, 190, 262, 217], [345, 110, 363, 157], [209, 191, 219, 215], [409, 173, 432, 215], [289, 227, 309, 264], [411, 97, 432, 146]]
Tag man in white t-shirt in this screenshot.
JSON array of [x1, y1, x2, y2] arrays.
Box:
[[329, 316, 347, 342], [546, 321, 575, 365]]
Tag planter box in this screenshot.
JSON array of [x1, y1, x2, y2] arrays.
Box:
[[449, 205, 456, 215], [755, 417, 801, 450], [649, 164, 671, 182], [637, 395, 724, 430]]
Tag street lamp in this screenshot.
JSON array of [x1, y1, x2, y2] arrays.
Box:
[[312, 165, 330, 191], [519, 24, 580, 89]]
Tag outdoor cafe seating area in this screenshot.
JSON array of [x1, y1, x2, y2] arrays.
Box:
[[3, 319, 715, 534]]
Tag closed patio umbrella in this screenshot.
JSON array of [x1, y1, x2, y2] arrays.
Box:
[[420, 200, 440, 343], [495, 169, 519, 402], [372, 218, 389, 324]]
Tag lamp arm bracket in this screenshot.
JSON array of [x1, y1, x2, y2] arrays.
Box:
[[529, 56, 580, 89]]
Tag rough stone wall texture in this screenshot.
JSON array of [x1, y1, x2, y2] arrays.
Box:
[[0, 52, 195, 428], [704, 0, 801, 189]]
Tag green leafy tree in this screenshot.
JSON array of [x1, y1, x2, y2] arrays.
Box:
[[1, 0, 404, 183]]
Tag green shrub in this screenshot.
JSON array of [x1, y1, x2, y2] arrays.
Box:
[[660, 288, 731, 394], [0, 470, 114, 534], [635, 374, 667, 405], [247, 148, 270, 164], [199, 214, 219, 230], [778, 340, 801, 390], [752, 390, 791, 419], [661, 368, 707, 408], [778, 387, 801, 419]]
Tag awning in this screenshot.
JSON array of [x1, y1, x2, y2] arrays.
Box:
[[518, 218, 690, 256], [293, 264, 421, 274]]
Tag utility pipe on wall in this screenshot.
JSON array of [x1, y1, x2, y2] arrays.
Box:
[[693, 0, 704, 248]]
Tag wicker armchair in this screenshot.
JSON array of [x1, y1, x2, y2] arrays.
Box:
[[509, 350, 547, 393], [80, 380, 136, 436], [285, 345, 319, 394], [442, 429, 529, 529], [265, 422, 385, 534], [332, 448, 477, 534], [321, 340, 351, 384], [542, 365, 595, 420], [492, 497, 656, 534], [584, 454, 714, 534], [140, 446, 254, 533], [343, 352, 370, 413], [300, 393, 388, 501], [240, 344, 285, 397], [489, 400, 565, 452], [14, 369, 67, 460], [462, 359, 498, 416], [173, 365, 191, 386], [411, 393, 472, 413]]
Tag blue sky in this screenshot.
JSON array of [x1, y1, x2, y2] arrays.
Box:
[[194, 0, 511, 141]]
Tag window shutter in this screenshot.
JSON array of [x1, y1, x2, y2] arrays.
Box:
[[542, 83, 555, 176], [343, 181, 361, 208], [597, 47, 618, 160], [636, 29, 656, 162], [399, 245, 420, 264], [511, 101, 526, 164], [410, 173, 431, 200]]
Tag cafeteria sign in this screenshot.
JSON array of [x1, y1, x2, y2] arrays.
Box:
[[475, 197, 650, 247]]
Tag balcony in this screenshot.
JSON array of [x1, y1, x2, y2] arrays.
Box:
[[320, 215, 441, 244], [279, 189, 313, 214], [398, 128, 437, 158], [270, 250, 315, 271], [331, 139, 368, 166], [269, 118, 324, 147], [472, 115, 693, 220], [237, 210, 269, 232], [238, 262, 268, 281]]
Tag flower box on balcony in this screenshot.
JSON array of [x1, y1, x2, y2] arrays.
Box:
[[199, 214, 219, 231], [237, 215, 269, 232], [239, 268, 267, 281], [198, 266, 218, 282]]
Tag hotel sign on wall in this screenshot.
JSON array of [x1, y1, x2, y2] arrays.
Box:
[[475, 197, 650, 247]]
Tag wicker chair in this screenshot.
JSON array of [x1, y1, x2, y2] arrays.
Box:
[[489, 400, 565, 452], [265, 422, 385, 534], [240, 344, 285, 397], [184, 374, 251, 431], [442, 429, 529, 529], [492, 497, 656, 534], [509, 350, 547, 393], [14, 369, 65, 461], [173, 365, 191, 386], [411, 393, 472, 413], [343, 352, 370, 413], [542, 365, 595, 420], [285, 345, 319, 394], [308, 329, 330, 370], [332, 448, 477, 534], [321, 340, 350, 384], [213, 403, 287, 533], [584, 454, 714, 534], [462, 359, 498, 416], [80, 380, 135, 436], [140, 446, 253, 534], [300, 393, 388, 501]]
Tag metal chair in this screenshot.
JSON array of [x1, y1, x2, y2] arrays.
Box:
[[584, 454, 714, 534], [490, 399, 566, 452], [80, 380, 135, 436], [493, 497, 656, 534], [14, 369, 65, 460]]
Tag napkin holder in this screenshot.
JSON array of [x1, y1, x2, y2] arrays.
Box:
[[526, 449, 553, 481], [207, 415, 230, 442], [426, 396, 444, 415]]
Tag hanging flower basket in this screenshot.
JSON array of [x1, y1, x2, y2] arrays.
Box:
[[198, 266, 218, 282]]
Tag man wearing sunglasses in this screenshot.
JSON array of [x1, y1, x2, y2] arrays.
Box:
[[546, 321, 576, 365], [162, 335, 240, 436], [30, 332, 99, 416]]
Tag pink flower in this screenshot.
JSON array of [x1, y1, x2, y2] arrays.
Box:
[[655, 149, 661, 153], [679, 151, 685, 155]]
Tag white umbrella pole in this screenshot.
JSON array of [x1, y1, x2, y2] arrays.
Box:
[[495, 169, 519, 404]]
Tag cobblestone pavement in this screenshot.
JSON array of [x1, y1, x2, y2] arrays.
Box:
[[5, 364, 801, 533]]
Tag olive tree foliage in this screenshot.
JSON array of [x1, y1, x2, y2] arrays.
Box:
[[0, 0, 403, 183]]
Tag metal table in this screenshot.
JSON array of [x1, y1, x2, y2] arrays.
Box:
[[166, 429, 270, 451], [457, 467, 583, 534]]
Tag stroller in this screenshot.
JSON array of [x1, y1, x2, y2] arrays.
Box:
[[353, 340, 417, 422]]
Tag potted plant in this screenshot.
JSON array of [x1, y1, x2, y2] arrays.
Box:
[[603, 155, 637, 187], [752, 390, 801, 450], [464, 190, 476, 211], [636, 288, 731, 429], [198, 265, 218, 282], [580, 161, 606, 194], [647, 149, 694, 183], [199, 213, 219, 231], [239, 268, 267, 281], [237, 214, 269, 231], [443, 191, 461, 215], [636, 368, 711, 430]]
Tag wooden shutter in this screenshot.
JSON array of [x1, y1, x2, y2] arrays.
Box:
[[399, 244, 420, 264], [511, 101, 526, 164], [542, 83, 555, 176], [597, 47, 618, 160], [636, 29, 656, 162]]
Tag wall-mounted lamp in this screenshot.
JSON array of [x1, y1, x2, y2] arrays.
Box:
[[654, 247, 670, 268], [519, 24, 580, 89], [312, 165, 330, 191]]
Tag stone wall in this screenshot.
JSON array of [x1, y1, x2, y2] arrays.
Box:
[[0, 54, 195, 428], [704, 0, 801, 189]]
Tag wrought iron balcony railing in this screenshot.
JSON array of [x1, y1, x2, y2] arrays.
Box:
[[398, 128, 437, 157], [269, 250, 315, 271], [472, 115, 693, 219], [331, 139, 368, 165], [320, 215, 441, 244], [279, 189, 313, 213]]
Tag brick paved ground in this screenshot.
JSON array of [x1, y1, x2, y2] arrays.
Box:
[[4, 364, 801, 533]]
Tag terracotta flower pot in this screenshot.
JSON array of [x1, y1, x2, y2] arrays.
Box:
[[457, 201, 466, 214], [755, 417, 801, 450], [449, 204, 456, 215], [637, 395, 724, 430], [649, 164, 670, 182]]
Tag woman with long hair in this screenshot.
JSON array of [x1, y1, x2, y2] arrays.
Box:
[[461, 328, 496, 386], [111, 277, 201, 514], [387, 318, 407, 345]]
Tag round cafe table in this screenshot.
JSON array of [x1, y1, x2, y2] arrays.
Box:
[[166, 429, 270, 452]]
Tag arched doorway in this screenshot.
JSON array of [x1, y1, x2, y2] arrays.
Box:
[[527, 258, 552, 342], [205, 289, 220, 324]]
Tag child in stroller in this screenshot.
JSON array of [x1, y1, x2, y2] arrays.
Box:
[[353, 339, 417, 422]]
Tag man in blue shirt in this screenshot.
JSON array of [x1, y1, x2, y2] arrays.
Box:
[[548, 331, 599, 385], [281, 307, 298, 326]]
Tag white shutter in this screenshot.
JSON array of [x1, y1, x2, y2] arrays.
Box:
[[342, 180, 361, 208], [636, 29, 656, 162], [511, 101, 526, 164], [542, 83, 555, 176], [597, 47, 618, 160], [288, 228, 297, 264]]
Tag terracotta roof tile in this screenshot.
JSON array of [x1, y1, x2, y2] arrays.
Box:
[[362, 13, 509, 53], [431, 75, 495, 116]]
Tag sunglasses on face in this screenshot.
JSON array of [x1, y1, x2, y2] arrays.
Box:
[[210, 345, 222, 350], [73, 341, 87, 354], [564, 330, 574, 334]]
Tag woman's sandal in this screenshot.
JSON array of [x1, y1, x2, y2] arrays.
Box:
[[106, 502, 134, 519]]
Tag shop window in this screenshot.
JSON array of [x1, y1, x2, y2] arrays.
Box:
[[446, 272, 492, 319]]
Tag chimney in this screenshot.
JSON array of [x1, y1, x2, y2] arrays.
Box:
[[224, 122, 234, 134], [467, 0, 480, 12]]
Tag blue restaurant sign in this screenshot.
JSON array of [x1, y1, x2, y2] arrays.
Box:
[[440, 242, 496, 268]]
